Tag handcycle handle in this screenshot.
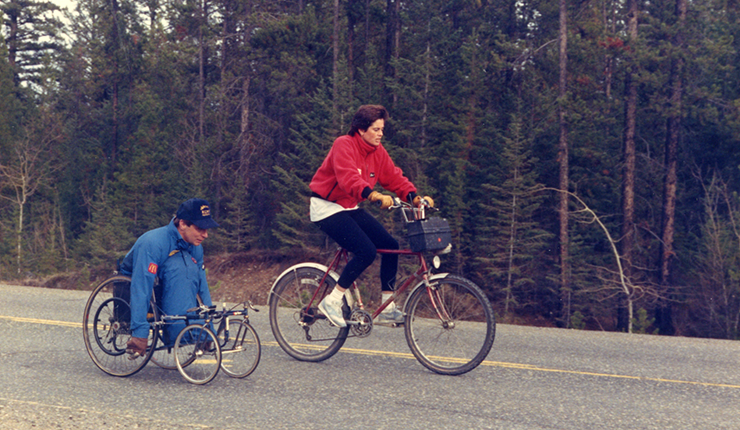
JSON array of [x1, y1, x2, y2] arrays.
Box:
[[185, 304, 217, 317]]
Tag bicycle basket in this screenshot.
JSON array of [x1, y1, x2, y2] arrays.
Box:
[[406, 217, 452, 253]]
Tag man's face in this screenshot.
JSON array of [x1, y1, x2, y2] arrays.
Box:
[[359, 119, 384, 147], [178, 221, 209, 246]]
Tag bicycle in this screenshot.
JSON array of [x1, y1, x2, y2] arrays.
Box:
[[82, 275, 261, 384], [268, 199, 495, 375]]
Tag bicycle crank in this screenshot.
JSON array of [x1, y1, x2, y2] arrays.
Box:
[[348, 309, 373, 338]]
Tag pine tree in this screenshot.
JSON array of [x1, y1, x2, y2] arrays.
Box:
[[477, 110, 553, 320], [271, 83, 335, 253]]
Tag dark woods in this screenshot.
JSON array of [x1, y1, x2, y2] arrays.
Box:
[[1, 0, 740, 338]]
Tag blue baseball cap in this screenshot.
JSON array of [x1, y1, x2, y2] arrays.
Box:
[[176, 198, 219, 229]]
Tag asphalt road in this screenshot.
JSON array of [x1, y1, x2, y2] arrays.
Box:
[[0, 283, 738, 429]]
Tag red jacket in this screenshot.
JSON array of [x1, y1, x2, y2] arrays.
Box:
[[310, 133, 416, 209]]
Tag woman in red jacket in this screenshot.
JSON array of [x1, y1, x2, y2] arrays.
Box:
[[309, 105, 432, 327]]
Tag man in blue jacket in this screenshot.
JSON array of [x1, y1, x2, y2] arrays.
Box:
[[120, 198, 219, 356]]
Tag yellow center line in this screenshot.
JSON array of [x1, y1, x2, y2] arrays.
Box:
[[5, 316, 738, 389], [0, 315, 81, 328], [261, 341, 740, 389]]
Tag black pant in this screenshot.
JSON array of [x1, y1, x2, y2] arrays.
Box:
[[315, 208, 398, 291]]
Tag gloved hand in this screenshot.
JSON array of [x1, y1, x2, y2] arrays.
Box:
[[413, 195, 434, 208], [368, 191, 394, 210], [126, 337, 148, 357]]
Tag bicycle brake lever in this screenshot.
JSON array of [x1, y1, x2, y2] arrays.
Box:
[[247, 300, 260, 312]]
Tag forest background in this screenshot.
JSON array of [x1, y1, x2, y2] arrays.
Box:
[[1, 0, 740, 339]]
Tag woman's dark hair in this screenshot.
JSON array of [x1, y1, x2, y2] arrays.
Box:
[[348, 105, 388, 136]]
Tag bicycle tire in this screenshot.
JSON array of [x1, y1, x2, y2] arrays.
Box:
[[174, 324, 221, 385], [218, 319, 261, 378], [82, 275, 154, 377], [269, 264, 349, 362], [404, 274, 495, 375]]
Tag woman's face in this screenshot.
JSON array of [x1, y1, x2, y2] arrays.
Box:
[[359, 119, 384, 147]]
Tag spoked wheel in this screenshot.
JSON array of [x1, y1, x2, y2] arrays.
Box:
[[174, 325, 221, 385], [269, 265, 349, 362], [217, 318, 261, 378], [404, 274, 495, 375], [148, 305, 177, 370], [149, 331, 177, 370], [82, 275, 154, 377]]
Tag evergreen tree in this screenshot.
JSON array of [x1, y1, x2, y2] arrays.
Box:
[[271, 83, 335, 253], [0, 0, 65, 90], [478, 110, 554, 320]]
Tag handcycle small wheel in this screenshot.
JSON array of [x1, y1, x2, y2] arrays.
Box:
[[269, 265, 349, 362], [148, 304, 178, 370], [82, 275, 154, 377], [174, 324, 221, 385], [404, 274, 495, 375], [217, 318, 261, 378], [149, 329, 177, 370]]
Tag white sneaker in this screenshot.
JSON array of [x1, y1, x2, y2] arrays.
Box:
[[376, 308, 405, 326], [318, 295, 346, 328]]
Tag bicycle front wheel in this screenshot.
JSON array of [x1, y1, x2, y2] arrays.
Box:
[[404, 274, 495, 375], [269, 265, 349, 362], [82, 275, 154, 377], [218, 319, 261, 378], [174, 325, 221, 385]]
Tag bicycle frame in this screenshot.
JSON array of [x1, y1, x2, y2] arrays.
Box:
[[307, 246, 456, 323]]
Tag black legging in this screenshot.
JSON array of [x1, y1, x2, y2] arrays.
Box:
[[315, 208, 398, 291]]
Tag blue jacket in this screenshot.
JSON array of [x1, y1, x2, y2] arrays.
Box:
[[119, 219, 212, 338]]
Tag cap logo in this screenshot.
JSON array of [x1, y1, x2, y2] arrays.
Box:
[[200, 205, 210, 217]]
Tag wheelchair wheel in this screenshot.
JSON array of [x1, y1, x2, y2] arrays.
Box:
[[82, 275, 154, 377], [218, 318, 261, 378], [174, 324, 221, 385]]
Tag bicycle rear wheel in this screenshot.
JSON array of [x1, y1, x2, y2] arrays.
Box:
[[174, 325, 221, 385], [269, 265, 349, 362], [218, 319, 261, 378], [404, 274, 495, 375], [82, 275, 154, 377]]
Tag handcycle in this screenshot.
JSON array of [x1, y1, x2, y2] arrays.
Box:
[[82, 275, 261, 384], [268, 199, 495, 375]]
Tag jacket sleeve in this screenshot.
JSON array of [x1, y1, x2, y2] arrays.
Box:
[[376, 145, 416, 201], [128, 241, 160, 338], [332, 138, 372, 201]]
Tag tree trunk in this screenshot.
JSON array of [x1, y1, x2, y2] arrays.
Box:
[[619, 0, 638, 332], [385, 0, 398, 106], [198, 0, 207, 147], [657, 0, 686, 336], [558, 0, 571, 327], [332, 0, 339, 127], [110, 0, 120, 178]]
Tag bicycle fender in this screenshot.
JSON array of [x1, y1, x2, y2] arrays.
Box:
[[268, 263, 341, 297], [402, 273, 453, 313]]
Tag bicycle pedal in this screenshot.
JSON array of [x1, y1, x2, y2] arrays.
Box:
[[374, 321, 404, 327]]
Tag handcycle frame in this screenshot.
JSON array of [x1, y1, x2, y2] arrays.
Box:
[[269, 199, 495, 375], [82, 275, 261, 385]]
